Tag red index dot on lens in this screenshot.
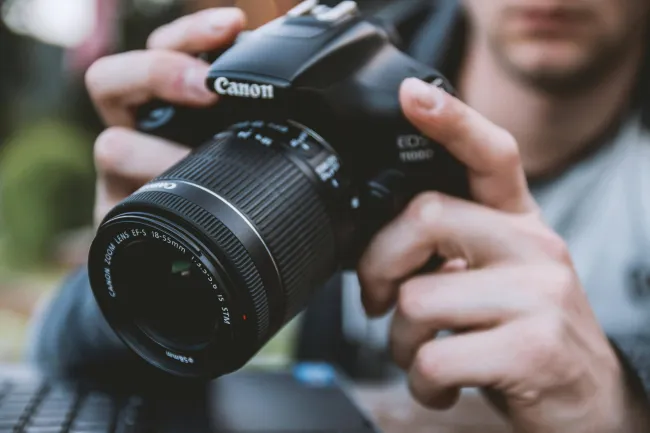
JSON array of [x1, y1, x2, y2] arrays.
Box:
[[242, 315, 247, 321]]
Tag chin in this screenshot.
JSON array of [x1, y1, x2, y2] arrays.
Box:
[[501, 39, 593, 86]]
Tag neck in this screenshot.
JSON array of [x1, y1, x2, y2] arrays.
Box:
[[457, 37, 645, 179]]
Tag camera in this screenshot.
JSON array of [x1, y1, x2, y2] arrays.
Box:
[[87, 0, 469, 379]]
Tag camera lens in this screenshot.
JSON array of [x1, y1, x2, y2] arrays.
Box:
[[88, 120, 353, 379], [113, 240, 219, 352]]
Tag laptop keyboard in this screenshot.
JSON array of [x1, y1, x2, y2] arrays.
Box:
[[0, 378, 149, 433]]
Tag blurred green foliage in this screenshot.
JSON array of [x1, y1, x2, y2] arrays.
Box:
[[0, 119, 95, 269]]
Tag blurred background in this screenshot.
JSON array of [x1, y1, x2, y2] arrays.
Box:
[[0, 0, 394, 365]]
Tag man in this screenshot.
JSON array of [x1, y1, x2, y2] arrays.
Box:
[[27, 1, 650, 431]]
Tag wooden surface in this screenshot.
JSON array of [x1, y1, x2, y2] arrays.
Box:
[[350, 381, 513, 433]]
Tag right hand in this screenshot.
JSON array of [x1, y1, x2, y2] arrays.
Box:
[[86, 7, 246, 227]]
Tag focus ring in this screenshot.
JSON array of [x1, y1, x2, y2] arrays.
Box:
[[115, 190, 270, 341], [156, 129, 338, 325]]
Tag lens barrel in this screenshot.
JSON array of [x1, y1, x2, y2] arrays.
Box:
[[88, 120, 351, 378]]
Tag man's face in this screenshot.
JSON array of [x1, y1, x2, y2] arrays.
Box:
[[462, 0, 650, 93]]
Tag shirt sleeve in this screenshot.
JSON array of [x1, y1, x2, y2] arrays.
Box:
[[26, 267, 150, 379], [609, 334, 650, 405]]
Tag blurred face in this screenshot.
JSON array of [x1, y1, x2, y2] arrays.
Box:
[[462, 0, 650, 93]]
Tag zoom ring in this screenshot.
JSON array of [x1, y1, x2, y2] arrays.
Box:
[[156, 126, 339, 328]]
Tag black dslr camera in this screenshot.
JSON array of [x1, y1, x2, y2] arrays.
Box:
[[88, 0, 468, 379]]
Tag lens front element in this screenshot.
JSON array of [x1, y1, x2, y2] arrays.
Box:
[[113, 239, 219, 352]]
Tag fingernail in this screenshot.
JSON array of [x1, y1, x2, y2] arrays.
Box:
[[208, 8, 244, 33], [405, 78, 445, 112], [184, 66, 216, 101]]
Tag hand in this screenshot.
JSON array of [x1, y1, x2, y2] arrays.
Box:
[[85, 8, 246, 226], [357, 78, 650, 432]]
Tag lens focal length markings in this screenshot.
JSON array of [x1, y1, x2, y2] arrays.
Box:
[[226, 120, 352, 199]]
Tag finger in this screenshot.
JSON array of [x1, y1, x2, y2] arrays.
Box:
[[86, 51, 217, 127], [95, 127, 190, 182], [93, 128, 190, 225], [400, 78, 538, 214], [390, 267, 541, 369], [94, 126, 190, 193], [147, 8, 246, 52], [407, 326, 516, 410], [358, 191, 545, 316]]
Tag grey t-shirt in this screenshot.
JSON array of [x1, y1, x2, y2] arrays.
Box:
[[533, 113, 650, 335]]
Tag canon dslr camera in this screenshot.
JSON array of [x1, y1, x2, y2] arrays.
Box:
[[88, 0, 469, 379]]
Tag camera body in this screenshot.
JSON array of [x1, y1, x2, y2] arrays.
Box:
[[139, 0, 468, 253], [88, 0, 468, 380]]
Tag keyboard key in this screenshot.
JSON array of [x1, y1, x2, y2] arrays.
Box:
[[69, 428, 112, 433], [4, 394, 34, 405], [0, 420, 18, 429], [72, 416, 111, 427], [9, 383, 43, 396], [32, 407, 72, 419], [82, 393, 112, 404], [24, 427, 64, 433], [26, 417, 68, 428], [0, 412, 22, 422], [0, 382, 9, 398], [46, 385, 76, 398], [74, 403, 114, 422], [36, 401, 74, 412], [0, 402, 30, 416]]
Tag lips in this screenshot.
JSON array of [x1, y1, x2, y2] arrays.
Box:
[[507, 4, 592, 33]]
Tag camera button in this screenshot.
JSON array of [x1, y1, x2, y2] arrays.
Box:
[[289, 135, 321, 158], [287, 0, 319, 17], [314, 1, 358, 22]]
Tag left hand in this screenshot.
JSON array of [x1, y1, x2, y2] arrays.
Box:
[[357, 78, 649, 433]]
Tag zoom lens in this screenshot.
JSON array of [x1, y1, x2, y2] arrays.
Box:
[[88, 120, 354, 379]]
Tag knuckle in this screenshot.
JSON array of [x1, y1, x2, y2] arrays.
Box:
[[413, 344, 444, 384], [520, 315, 566, 369], [538, 231, 572, 264], [491, 129, 521, 168], [85, 57, 111, 97], [405, 191, 445, 228], [414, 347, 436, 380], [94, 127, 131, 173], [540, 265, 577, 309], [144, 51, 171, 86], [147, 52, 192, 96], [396, 280, 426, 322]]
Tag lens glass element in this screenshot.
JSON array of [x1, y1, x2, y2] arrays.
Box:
[[111, 239, 219, 352]]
